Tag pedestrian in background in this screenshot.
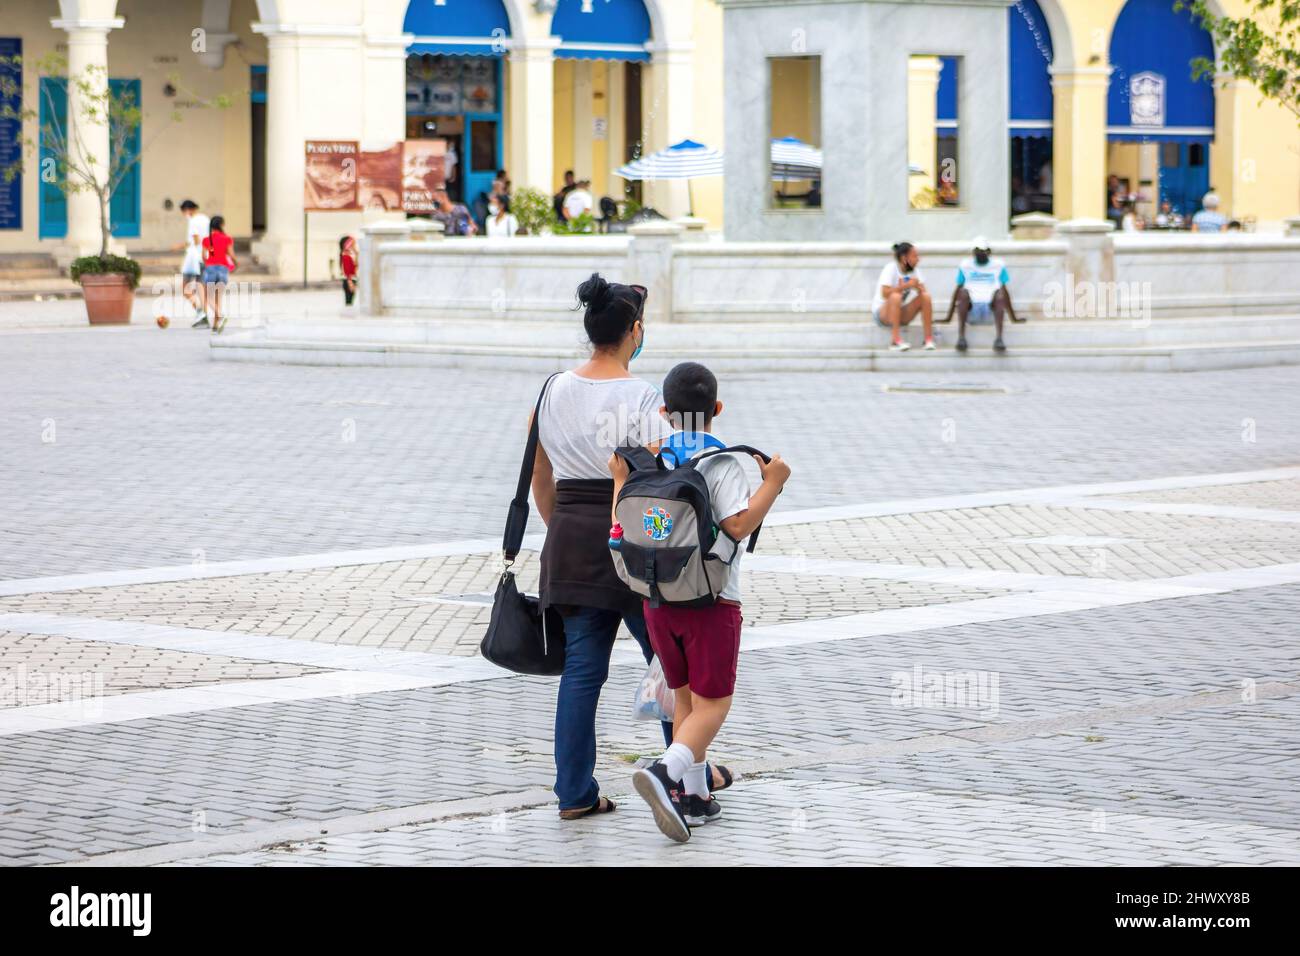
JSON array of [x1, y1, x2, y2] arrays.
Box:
[[340, 235, 358, 305], [175, 199, 210, 328], [201, 215, 237, 334]]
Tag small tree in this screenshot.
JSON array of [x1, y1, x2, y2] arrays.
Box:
[[510, 185, 559, 236], [0, 52, 232, 264], [1178, 0, 1300, 121]]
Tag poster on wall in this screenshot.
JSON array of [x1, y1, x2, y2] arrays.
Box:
[[402, 139, 447, 213], [0, 37, 22, 230], [304, 140, 359, 211], [358, 144, 402, 213]]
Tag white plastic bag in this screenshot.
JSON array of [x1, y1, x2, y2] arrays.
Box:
[[631, 656, 676, 722]]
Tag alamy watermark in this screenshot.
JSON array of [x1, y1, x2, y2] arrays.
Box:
[[1042, 273, 1152, 327], [890, 664, 1000, 718]]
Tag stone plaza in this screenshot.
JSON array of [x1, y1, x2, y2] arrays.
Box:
[[1, 292, 1298, 866]]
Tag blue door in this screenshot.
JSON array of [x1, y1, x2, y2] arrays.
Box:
[[38, 77, 67, 239], [1158, 142, 1210, 217], [37, 76, 141, 239], [108, 78, 141, 237]]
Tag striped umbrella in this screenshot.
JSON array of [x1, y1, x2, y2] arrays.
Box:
[[614, 139, 723, 215], [770, 136, 822, 181]]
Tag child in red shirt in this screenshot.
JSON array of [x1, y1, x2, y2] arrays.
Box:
[[340, 235, 358, 306], [200, 216, 237, 333]]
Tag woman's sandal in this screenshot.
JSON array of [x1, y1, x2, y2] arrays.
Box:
[[711, 765, 735, 791], [558, 796, 616, 820]]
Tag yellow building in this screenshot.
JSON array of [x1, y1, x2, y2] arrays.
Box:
[[0, 0, 1296, 280]]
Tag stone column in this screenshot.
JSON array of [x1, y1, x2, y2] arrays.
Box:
[[250, 25, 305, 278], [644, 41, 695, 218], [508, 38, 558, 195], [50, 15, 123, 260], [357, 221, 412, 316], [626, 221, 682, 324], [906, 56, 942, 197], [1049, 66, 1111, 221]]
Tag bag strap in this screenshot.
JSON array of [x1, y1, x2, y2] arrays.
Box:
[[613, 444, 662, 475], [502, 372, 560, 562], [688, 445, 771, 554]]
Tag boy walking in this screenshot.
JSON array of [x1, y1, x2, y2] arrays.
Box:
[[609, 362, 790, 842]]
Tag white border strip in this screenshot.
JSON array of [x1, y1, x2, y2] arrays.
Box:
[[4, 467, 1297, 598]]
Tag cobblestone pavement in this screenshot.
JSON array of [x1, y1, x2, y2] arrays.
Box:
[[0, 308, 1298, 866]]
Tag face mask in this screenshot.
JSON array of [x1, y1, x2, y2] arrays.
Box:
[[488, 204, 499, 215], [630, 323, 645, 362], [974, 252, 990, 265]]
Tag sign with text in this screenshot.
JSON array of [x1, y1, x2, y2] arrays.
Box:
[[304, 140, 359, 211], [0, 37, 22, 230], [401, 139, 446, 214]]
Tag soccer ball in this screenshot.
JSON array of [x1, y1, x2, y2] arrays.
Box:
[[156, 315, 170, 329]]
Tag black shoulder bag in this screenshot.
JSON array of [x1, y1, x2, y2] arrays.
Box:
[[480, 374, 566, 676]]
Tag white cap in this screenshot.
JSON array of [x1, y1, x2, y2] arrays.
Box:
[[972, 235, 991, 251]]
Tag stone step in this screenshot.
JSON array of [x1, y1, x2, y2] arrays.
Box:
[[257, 313, 1300, 351], [211, 323, 1300, 373]]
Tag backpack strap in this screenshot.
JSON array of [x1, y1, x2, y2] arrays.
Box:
[[689, 445, 771, 553], [613, 444, 662, 474], [502, 372, 561, 562]]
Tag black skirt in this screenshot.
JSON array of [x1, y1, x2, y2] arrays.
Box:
[[539, 478, 641, 618]]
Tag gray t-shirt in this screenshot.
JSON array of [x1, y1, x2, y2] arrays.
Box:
[[538, 372, 676, 481]]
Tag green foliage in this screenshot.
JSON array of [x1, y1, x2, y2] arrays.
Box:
[[552, 211, 595, 235], [70, 254, 141, 289], [1178, 0, 1300, 121], [510, 186, 557, 236]]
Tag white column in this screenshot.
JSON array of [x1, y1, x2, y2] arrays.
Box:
[[508, 38, 558, 195], [51, 16, 123, 258], [644, 41, 694, 218], [362, 34, 411, 146], [250, 26, 304, 276]]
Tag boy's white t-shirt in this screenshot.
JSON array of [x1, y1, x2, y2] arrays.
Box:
[[182, 214, 209, 275], [871, 261, 926, 314], [687, 444, 753, 603]]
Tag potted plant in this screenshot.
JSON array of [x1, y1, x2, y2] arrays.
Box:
[[1, 53, 230, 324]]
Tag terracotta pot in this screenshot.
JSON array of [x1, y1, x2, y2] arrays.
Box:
[[79, 272, 135, 325]]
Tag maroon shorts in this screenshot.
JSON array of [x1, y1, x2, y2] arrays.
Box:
[[643, 600, 743, 699]]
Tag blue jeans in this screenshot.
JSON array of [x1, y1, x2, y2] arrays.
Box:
[[554, 606, 673, 810]]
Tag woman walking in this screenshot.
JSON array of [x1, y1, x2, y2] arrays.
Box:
[[531, 273, 675, 819]]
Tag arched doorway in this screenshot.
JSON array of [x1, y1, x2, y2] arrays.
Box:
[[403, 0, 512, 215], [550, 0, 652, 211], [1009, 0, 1054, 216], [1107, 0, 1216, 224]]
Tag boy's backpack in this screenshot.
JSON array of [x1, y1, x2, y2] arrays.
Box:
[[609, 444, 769, 608]]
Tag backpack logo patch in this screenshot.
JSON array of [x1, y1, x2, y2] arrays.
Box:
[[643, 506, 673, 540]]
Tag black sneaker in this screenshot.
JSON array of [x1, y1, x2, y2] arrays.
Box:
[[681, 792, 721, 827], [993, 338, 1007, 353], [632, 762, 691, 843], [956, 337, 968, 352], [191, 316, 209, 329]]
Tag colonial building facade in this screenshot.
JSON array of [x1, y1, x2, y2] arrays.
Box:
[[0, 0, 1295, 276]]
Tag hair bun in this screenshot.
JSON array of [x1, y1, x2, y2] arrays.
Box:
[[577, 272, 611, 311]]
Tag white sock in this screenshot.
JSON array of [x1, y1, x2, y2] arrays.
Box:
[[684, 761, 709, 797], [660, 742, 694, 782]]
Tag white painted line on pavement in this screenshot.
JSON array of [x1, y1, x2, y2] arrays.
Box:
[[0, 612, 506, 682], [3, 466, 1297, 597], [1046, 497, 1300, 524], [0, 671, 454, 737]]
